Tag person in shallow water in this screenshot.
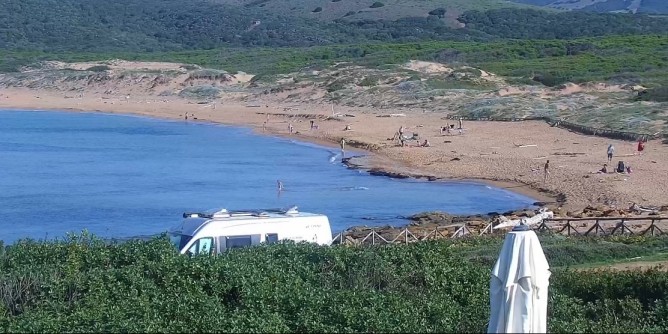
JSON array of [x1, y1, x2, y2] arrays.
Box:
[[277, 180, 284, 191]]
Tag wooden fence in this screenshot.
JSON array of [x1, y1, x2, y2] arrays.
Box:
[[443, 115, 658, 142], [331, 216, 668, 245], [330, 223, 471, 246], [477, 216, 668, 237], [532, 216, 668, 237]]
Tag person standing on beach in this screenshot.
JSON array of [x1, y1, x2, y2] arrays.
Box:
[[458, 117, 463, 130], [607, 144, 615, 162], [288, 123, 294, 134], [637, 139, 645, 156], [543, 160, 550, 183]]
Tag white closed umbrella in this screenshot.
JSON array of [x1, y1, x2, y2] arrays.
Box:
[[487, 224, 550, 333]]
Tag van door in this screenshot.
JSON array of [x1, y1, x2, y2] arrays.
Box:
[[185, 237, 215, 256]]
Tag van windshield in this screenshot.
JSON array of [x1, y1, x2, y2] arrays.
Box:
[[170, 233, 192, 252]]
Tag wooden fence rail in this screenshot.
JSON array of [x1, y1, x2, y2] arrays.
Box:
[[443, 115, 659, 142], [533, 216, 668, 237], [330, 223, 471, 246], [331, 216, 668, 246]]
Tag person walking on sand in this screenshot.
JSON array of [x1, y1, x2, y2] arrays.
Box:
[[637, 139, 645, 156], [340, 138, 346, 158], [607, 144, 615, 162], [543, 160, 550, 183], [288, 123, 294, 134], [458, 117, 463, 130]]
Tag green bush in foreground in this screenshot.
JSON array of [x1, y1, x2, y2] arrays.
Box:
[[1, 234, 668, 332]]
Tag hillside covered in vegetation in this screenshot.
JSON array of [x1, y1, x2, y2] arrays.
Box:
[[510, 0, 668, 13], [2, 234, 668, 332], [1, 0, 667, 52]]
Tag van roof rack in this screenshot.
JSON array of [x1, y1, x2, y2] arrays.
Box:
[[182, 206, 299, 219]]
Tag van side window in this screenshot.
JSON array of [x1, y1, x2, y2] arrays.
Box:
[[187, 237, 214, 256], [226, 235, 262, 249], [226, 236, 252, 249], [266, 233, 279, 244]]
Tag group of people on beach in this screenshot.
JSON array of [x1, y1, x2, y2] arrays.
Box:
[[393, 117, 465, 148], [541, 139, 647, 183], [597, 140, 646, 174], [440, 118, 464, 136]]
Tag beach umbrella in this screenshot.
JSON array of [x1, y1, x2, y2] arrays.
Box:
[[487, 224, 550, 333]]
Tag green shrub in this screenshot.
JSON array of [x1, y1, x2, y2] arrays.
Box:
[[637, 86, 668, 102], [178, 85, 221, 99], [313, 7, 322, 13], [370, 2, 384, 8], [533, 72, 570, 87], [85, 65, 111, 72], [187, 69, 229, 80], [428, 8, 446, 18], [3, 234, 668, 332], [358, 76, 378, 87]]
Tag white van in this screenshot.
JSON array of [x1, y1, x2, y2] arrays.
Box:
[[169, 206, 333, 255]]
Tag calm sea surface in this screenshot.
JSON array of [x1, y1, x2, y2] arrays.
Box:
[[0, 110, 536, 243]]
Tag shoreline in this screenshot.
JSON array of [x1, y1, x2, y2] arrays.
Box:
[[2, 87, 667, 211], [0, 103, 553, 206]]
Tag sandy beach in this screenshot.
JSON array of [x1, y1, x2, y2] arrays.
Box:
[[1, 87, 667, 212]]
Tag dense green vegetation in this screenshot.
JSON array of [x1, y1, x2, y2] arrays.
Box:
[[2, 233, 668, 332], [509, 0, 668, 13], [213, 0, 532, 22], [1, 0, 667, 52], [459, 9, 668, 39], [4, 35, 664, 87]]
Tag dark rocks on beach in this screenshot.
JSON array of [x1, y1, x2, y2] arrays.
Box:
[[523, 210, 537, 217], [368, 169, 411, 179]]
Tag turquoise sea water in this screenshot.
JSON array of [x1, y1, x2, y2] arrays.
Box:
[[0, 110, 537, 243]]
